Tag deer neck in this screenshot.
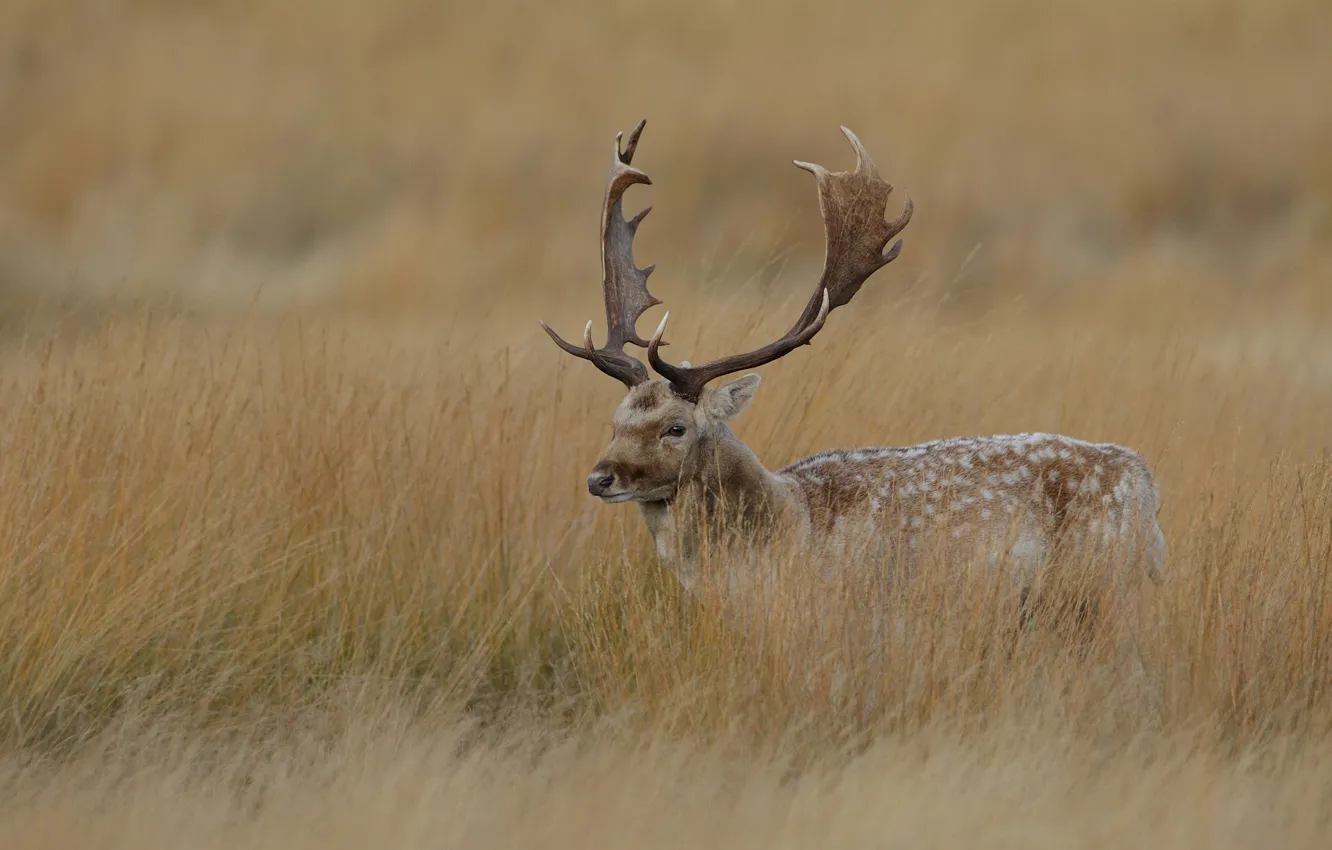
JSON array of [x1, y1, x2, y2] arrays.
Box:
[[638, 424, 799, 591]]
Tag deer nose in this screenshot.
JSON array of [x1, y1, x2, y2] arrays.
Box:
[[587, 472, 616, 497]]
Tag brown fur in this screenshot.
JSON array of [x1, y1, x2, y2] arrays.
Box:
[[588, 377, 1167, 605]]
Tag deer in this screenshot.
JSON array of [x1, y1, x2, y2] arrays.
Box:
[[540, 120, 1167, 640]]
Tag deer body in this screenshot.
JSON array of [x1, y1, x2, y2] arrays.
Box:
[[597, 379, 1165, 603], [782, 432, 1164, 577], [542, 120, 1165, 622]]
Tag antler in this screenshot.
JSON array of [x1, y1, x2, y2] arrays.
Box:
[[648, 126, 912, 403], [540, 119, 660, 388]]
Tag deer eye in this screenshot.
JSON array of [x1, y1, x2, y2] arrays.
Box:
[[663, 424, 687, 439]]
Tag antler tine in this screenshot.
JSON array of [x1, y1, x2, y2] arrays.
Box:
[[540, 119, 661, 389], [839, 126, 879, 178], [618, 118, 646, 165], [648, 126, 911, 402]]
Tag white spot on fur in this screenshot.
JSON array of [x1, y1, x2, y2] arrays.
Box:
[[1113, 475, 1133, 502], [1011, 537, 1046, 567]]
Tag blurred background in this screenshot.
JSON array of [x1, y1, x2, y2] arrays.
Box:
[[3, 7, 1332, 830], [1, 0, 1328, 327]]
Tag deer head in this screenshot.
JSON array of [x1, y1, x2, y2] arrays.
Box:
[[541, 120, 912, 504]]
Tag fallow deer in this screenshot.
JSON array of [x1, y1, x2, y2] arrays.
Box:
[[541, 120, 1166, 624]]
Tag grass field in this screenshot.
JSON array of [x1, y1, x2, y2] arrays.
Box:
[[2, 0, 1332, 846]]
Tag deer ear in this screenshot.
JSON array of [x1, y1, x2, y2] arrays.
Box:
[[701, 374, 761, 421]]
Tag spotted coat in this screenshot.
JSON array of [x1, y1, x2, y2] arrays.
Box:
[[780, 432, 1166, 582]]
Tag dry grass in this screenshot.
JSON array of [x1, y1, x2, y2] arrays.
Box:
[[0, 295, 1328, 846], [2, 0, 1330, 315], [1, 0, 1332, 846]]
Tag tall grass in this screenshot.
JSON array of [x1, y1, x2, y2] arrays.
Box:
[[0, 286, 1328, 845]]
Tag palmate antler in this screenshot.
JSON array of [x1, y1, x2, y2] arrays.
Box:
[[543, 122, 912, 401], [649, 127, 912, 402], [540, 120, 660, 388]]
